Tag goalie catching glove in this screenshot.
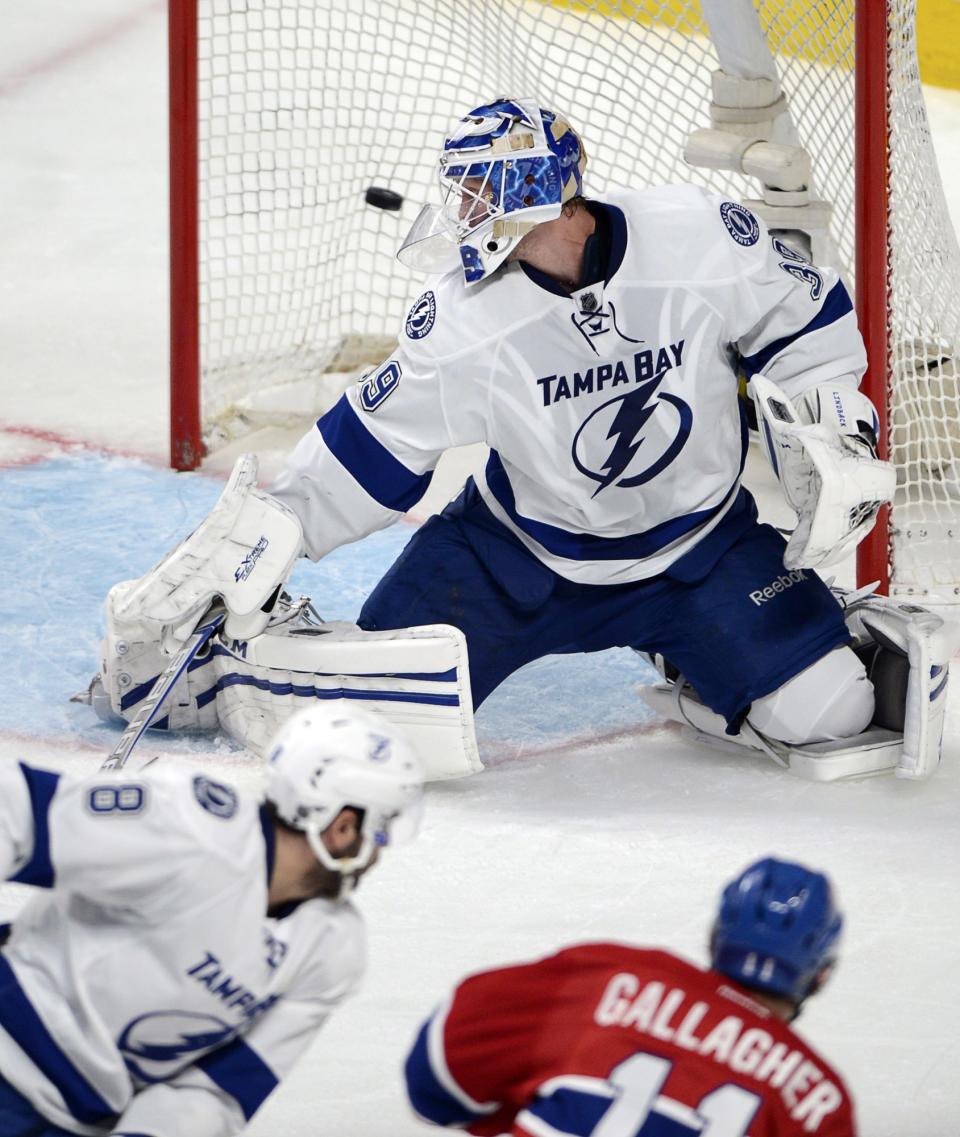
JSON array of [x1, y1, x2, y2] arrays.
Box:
[[752, 374, 896, 570], [112, 454, 303, 651]]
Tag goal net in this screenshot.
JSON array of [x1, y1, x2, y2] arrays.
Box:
[[170, 0, 960, 603]]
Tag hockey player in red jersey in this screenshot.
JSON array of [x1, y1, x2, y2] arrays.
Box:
[[404, 857, 855, 1137]]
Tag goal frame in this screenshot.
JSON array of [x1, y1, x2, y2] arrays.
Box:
[[853, 0, 892, 594], [168, 0, 895, 591], [169, 0, 202, 473]]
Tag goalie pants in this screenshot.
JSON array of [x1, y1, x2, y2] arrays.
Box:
[[359, 481, 851, 730]]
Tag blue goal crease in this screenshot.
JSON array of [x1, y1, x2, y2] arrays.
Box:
[[0, 454, 657, 747]]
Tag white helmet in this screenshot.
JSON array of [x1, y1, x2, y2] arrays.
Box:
[[265, 705, 424, 881]]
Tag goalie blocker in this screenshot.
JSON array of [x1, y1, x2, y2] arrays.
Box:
[[641, 587, 960, 781]]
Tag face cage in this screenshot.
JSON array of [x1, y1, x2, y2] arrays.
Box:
[[439, 152, 566, 245], [439, 159, 508, 243]]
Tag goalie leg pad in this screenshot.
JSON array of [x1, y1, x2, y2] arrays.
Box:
[[93, 578, 221, 732], [641, 591, 960, 780], [747, 646, 874, 745], [837, 589, 960, 779], [91, 590, 482, 781], [211, 614, 482, 782]]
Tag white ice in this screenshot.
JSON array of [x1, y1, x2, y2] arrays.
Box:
[[1, 4, 960, 1135]]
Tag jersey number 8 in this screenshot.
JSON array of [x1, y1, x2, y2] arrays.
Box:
[[88, 785, 145, 815]]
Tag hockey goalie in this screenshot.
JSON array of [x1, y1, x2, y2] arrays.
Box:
[[83, 96, 959, 782]]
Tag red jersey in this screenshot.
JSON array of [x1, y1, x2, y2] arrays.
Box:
[[404, 943, 856, 1137]]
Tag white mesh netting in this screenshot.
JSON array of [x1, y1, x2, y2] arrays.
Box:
[[886, 3, 960, 600], [193, 0, 960, 600]]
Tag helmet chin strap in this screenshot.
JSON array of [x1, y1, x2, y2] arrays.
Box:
[[305, 828, 377, 892]]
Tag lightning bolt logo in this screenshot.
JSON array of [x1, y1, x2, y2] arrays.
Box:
[[592, 374, 664, 496], [572, 372, 693, 494]]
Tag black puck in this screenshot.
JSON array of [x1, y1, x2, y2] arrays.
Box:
[[364, 186, 404, 211]]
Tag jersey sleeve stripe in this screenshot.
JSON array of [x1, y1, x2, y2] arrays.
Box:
[[0, 954, 118, 1124], [316, 397, 432, 512], [9, 764, 60, 888], [483, 450, 742, 562], [404, 1001, 501, 1125], [404, 1018, 481, 1126], [739, 280, 854, 379], [195, 1036, 279, 1121]]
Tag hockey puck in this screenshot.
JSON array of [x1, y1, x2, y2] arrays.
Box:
[[364, 186, 404, 211]]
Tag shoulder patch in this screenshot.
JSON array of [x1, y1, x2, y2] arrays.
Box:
[[719, 201, 760, 247], [192, 775, 238, 819], [405, 290, 437, 339], [359, 360, 402, 412]]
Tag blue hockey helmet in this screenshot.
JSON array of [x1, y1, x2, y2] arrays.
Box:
[[399, 97, 586, 286], [710, 857, 843, 1006]]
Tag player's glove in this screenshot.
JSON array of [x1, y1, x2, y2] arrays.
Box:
[[751, 373, 896, 570]]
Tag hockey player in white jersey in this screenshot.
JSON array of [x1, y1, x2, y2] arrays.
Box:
[[0, 705, 423, 1136], [94, 95, 956, 779], [269, 98, 897, 752]]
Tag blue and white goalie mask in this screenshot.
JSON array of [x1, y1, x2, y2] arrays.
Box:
[[397, 97, 587, 286]]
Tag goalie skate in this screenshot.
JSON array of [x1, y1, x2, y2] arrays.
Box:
[[640, 673, 901, 782]]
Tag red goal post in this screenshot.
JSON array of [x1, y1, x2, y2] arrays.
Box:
[[168, 0, 960, 604]]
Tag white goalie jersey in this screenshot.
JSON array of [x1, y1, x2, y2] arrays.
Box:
[[272, 184, 868, 584], [0, 761, 364, 1136]]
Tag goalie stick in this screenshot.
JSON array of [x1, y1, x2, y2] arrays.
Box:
[[100, 609, 226, 772]]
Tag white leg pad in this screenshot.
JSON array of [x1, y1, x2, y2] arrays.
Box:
[[94, 578, 222, 732], [838, 589, 960, 779], [212, 616, 481, 782], [89, 593, 482, 782]]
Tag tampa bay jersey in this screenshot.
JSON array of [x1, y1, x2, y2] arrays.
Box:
[[404, 942, 857, 1137], [272, 185, 866, 585], [0, 761, 365, 1137]]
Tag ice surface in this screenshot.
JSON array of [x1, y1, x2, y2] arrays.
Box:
[[2, 5, 960, 1135]]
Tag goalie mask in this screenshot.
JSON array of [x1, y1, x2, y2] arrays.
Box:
[[710, 857, 843, 1010], [265, 705, 424, 885], [398, 97, 587, 286]]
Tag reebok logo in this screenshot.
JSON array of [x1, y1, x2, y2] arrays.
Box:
[[749, 568, 807, 606]]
